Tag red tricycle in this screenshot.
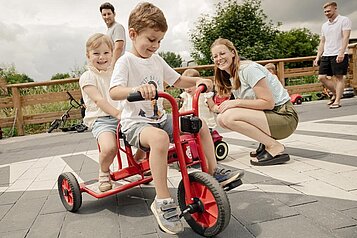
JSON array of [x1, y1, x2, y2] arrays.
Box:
[[57, 85, 242, 237]]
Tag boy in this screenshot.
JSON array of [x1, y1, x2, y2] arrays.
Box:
[[109, 2, 242, 234]]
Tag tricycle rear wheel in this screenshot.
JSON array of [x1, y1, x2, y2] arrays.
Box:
[[214, 141, 229, 161], [177, 172, 231, 237], [58, 172, 82, 212]]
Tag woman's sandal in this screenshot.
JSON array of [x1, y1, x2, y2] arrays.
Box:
[[250, 150, 290, 166], [99, 170, 112, 192], [249, 143, 265, 157]]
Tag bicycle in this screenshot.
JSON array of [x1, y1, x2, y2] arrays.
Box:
[[47, 92, 87, 133]]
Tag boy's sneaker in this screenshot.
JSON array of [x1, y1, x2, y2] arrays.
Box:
[[213, 166, 244, 187], [150, 199, 183, 234]]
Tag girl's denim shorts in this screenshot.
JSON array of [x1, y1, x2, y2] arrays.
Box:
[[91, 116, 119, 139]]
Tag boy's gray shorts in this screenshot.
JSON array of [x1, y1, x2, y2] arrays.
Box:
[[91, 116, 119, 139], [123, 115, 173, 152]]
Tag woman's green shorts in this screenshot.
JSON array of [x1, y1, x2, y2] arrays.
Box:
[[264, 101, 299, 140]]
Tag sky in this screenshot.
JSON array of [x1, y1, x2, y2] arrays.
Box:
[[0, 0, 356, 82]]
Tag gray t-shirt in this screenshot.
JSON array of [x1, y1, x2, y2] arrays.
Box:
[[107, 22, 126, 56], [231, 61, 290, 106]]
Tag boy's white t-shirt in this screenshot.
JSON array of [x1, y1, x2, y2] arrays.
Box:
[[110, 52, 180, 131], [180, 91, 217, 128]]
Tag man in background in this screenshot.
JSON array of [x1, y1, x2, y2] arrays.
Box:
[[100, 2, 126, 68], [313, 1, 351, 109]]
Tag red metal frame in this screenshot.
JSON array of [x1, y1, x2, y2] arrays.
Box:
[[78, 85, 211, 209]]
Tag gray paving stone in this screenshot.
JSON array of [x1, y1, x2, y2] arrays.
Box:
[[59, 207, 120, 238], [294, 202, 357, 230], [26, 212, 66, 238], [40, 193, 67, 214], [318, 197, 357, 211], [249, 215, 335, 238], [332, 225, 357, 238], [341, 207, 357, 220], [19, 190, 51, 201], [0, 191, 24, 206], [0, 204, 12, 220], [229, 190, 299, 226], [0, 229, 28, 238], [118, 202, 156, 237], [0, 196, 46, 232], [0, 165, 10, 186]]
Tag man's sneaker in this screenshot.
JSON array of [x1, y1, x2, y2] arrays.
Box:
[[213, 166, 244, 187], [150, 199, 183, 234]]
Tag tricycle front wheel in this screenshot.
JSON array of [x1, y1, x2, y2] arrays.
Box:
[[177, 172, 231, 237]]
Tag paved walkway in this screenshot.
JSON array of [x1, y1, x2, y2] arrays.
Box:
[[1, 98, 357, 238]]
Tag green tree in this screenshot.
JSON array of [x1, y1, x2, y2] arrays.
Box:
[[51, 73, 71, 80], [158, 51, 183, 68], [0, 64, 34, 84], [191, 0, 279, 64], [274, 28, 319, 59], [190, 0, 319, 65]]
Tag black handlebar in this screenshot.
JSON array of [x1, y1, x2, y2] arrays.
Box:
[[127, 90, 159, 102]]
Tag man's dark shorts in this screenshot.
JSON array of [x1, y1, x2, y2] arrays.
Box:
[[319, 54, 349, 76]]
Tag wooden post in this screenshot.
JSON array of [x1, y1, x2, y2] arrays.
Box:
[[351, 44, 357, 89], [11, 87, 24, 136], [277, 61, 285, 86]]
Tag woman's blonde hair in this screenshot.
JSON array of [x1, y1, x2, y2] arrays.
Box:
[[86, 33, 113, 55], [210, 38, 240, 96]]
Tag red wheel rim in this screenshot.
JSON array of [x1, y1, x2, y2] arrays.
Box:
[[62, 179, 73, 205], [190, 181, 218, 228]]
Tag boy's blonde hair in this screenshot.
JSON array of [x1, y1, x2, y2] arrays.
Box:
[[128, 2, 168, 34], [182, 69, 200, 77], [265, 63, 276, 74], [86, 33, 113, 54], [323, 2, 337, 8]]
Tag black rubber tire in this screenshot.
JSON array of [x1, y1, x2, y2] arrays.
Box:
[[177, 172, 231, 237], [214, 141, 229, 161], [48, 120, 60, 133], [58, 172, 82, 212], [296, 98, 303, 105]]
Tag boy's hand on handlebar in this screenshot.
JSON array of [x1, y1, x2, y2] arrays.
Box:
[[136, 84, 157, 100], [196, 78, 213, 92]]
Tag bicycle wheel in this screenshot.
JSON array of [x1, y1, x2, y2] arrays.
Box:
[[214, 141, 229, 161], [48, 120, 60, 133], [177, 172, 231, 237], [58, 172, 82, 212]]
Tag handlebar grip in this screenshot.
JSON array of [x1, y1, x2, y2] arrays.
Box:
[[127, 91, 145, 102], [198, 83, 208, 93], [127, 90, 159, 102]]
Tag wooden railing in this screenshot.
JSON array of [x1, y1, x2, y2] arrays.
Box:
[[1, 44, 356, 136]]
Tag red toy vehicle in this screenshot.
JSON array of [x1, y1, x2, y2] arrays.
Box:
[[290, 93, 303, 105], [57, 85, 242, 237]]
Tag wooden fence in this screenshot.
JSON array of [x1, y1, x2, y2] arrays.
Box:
[[1, 44, 356, 136]]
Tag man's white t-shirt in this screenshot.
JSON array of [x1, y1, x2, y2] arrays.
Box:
[[110, 52, 180, 131], [321, 15, 352, 56], [107, 22, 126, 57]]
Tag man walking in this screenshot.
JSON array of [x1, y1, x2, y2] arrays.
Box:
[[313, 1, 351, 109], [100, 2, 126, 68]]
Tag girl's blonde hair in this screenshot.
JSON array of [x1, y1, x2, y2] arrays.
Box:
[[210, 38, 240, 96], [86, 33, 113, 54]]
